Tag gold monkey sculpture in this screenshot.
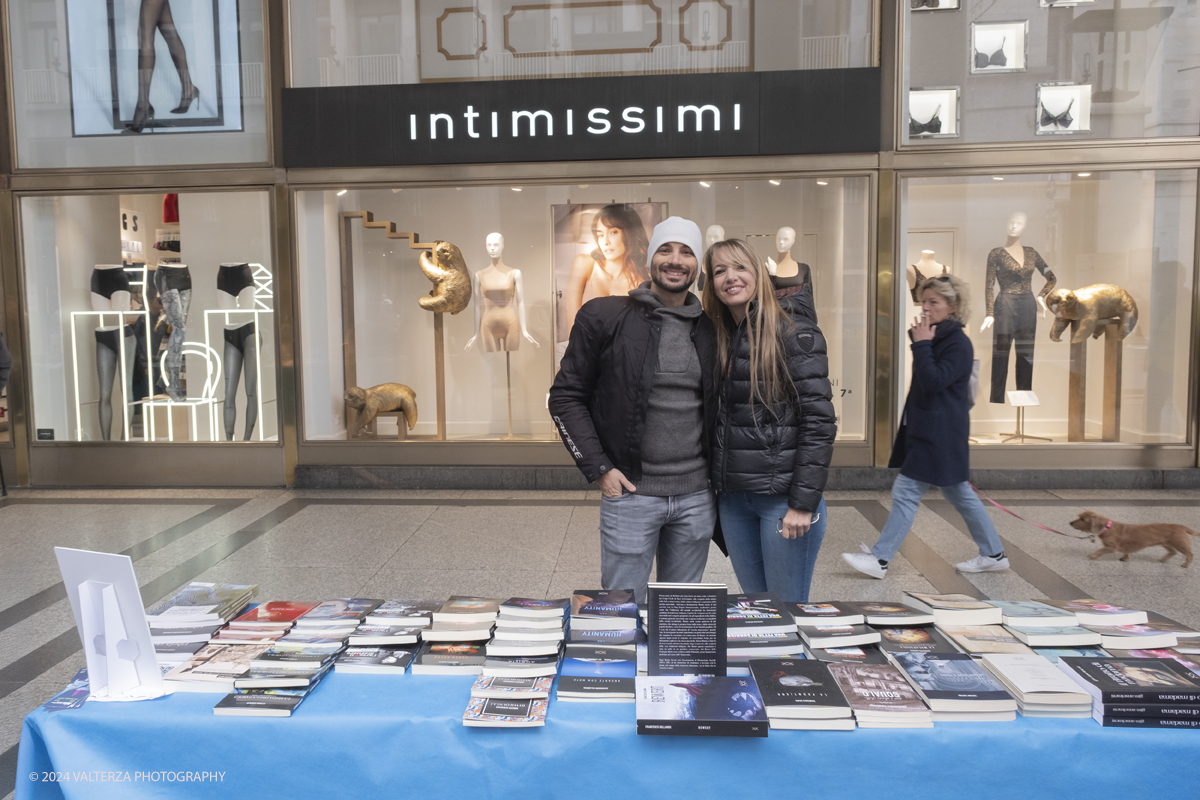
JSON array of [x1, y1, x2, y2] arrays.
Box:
[[345, 383, 418, 439], [1046, 284, 1138, 344], [419, 241, 472, 314]]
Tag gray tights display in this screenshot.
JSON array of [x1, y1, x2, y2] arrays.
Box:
[[160, 287, 191, 401], [95, 332, 135, 441], [223, 326, 259, 441]]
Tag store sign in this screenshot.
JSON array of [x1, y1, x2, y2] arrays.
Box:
[[282, 69, 880, 169]]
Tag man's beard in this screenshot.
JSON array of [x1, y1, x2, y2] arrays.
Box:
[[651, 267, 695, 295]]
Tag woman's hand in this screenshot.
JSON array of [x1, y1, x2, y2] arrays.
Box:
[[780, 508, 812, 539], [1037, 296, 1048, 318], [910, 313, 936, 343]]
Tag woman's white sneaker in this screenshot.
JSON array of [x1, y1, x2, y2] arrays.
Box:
[[842, 552, 888, 579], [955, 554, 1010, 573]]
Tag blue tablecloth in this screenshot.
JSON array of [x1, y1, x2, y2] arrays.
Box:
[[16, 674, 1200, 800]]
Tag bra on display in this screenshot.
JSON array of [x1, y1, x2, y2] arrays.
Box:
[[911, 0, 940, 7], [90, 267, 131, 300], [974, 38, 1006, 69], [1040, 99, 1074, 130], [217, 263, 255, 296], [909, 106, 942, 136]]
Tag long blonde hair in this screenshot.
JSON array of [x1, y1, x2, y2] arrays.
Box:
[[701, 239, 793, 413]]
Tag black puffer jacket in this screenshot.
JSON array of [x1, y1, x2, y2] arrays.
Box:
[[710, 289, 837, 512]]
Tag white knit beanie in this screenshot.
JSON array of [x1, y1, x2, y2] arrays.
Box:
[[646, 216, 703, 270]]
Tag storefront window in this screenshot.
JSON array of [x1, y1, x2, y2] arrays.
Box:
[[288, 0, 874, 87], [20, 190, 278, 443], [899, 169, 1195, 445], [903, 0, 1200, 145], [7, 0, 269, 169], [296, 177, 870, 442]]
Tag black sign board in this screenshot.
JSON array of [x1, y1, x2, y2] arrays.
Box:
[[282, 68, 879, 169]]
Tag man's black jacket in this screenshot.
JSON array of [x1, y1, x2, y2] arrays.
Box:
[[548, 291, 718, 484]]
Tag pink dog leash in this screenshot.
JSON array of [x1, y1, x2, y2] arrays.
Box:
[[970, 484, 1094, 540]]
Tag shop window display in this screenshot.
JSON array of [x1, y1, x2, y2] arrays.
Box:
[[900, 170, 1195, 445], [296, 178, 870, 442], [288, 0, 874, 87], [6, 0, 268, 169], [20, 191, 278, 443], [904, 0, 1200, 144]]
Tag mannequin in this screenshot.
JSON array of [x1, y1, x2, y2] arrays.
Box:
[[464, 233, 538, 353], [908, 250, 949, 303], [981, 213, 1057, 404], [217, 262, 259, 440], [155, 262, 192, 401], [90, 264, 135, 440], [766, 226, 813, 300], [697, 224, 725, 292]]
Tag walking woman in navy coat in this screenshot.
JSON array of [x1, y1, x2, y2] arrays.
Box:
[[842, 274, 1009, 579]]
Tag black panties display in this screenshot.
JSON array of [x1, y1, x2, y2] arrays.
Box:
[[156, 265, 192, 293], [94, 324, 138, 352], [217, 263, 254, 297], [223, 320, 257, 351], [90, 268, 131, 300]]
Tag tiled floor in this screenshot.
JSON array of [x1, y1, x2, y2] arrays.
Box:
[[4, 486, 1200, 797]]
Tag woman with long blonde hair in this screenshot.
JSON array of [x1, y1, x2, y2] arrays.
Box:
[[703, 239, 836, 602]]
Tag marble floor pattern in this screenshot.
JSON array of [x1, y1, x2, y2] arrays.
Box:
[[4, 486, 1200, 797]]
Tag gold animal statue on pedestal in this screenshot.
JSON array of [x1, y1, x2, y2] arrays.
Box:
[[419, 241, 472, 314], [1046, 284, 1138, 344], [345, 383, 418, 438]]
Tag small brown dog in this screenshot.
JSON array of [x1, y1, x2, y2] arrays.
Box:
[[1070, 510, 1198, 567]]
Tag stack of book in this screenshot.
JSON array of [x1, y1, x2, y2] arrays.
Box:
[[341, 599, 438, 671], [147, 582, 257, 663], [482, 599, 566, 662], [213, 668, 329, 718], [412, 597, 499, 674], [890, 651, 1017, 721], [558, 590, 639, 702], [213, 601, 321, 645], [749, 658, 854, 730], [1043, 599, 1148, 627], [902, 592, 1003, 627], [939, 625, 1035, 657], [1059, 656, 1200, 728], [363, 599, 440, 627], [635, 676, 768, 737], [826, 662, 934, 728], [334, 646, 417, 674], [1081, 623, 1185, 651], [726, 593, 804, 675], [980, 654, 1093, 717], [462, 675, 553, 727], [162, 642, 274, 693], [285, 598, 384, 650], [250, 643, 341, 674]]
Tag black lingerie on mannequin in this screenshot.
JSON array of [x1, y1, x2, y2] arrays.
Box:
[[156, 265, 192, 293], [771, 264, 813, 302], [1040, 99, 1074, 129], [217, 263, 254, 296], [94, 324, 138, 352], [909, 264, 950, 302], [974, 38, 1006, 69], [90, 268, 131, 300], [909, 108, 942, 136], [223, 320, 256, 351]]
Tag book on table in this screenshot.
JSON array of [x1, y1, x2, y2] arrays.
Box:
[[485, 639, 562, 657], [727, 631, 806, 658], [482, 654, 561, 678], [410, 642, 486, 675], [346, 624, 424, 646], [470, 675, 554, 698], [1081, 623, 1181, 650], [847, 602, 935, 626], [496, 614, 567, 630], [939, 625, 1035, 656], [989, 600, 1079, 628], [462, 697, 548, 727], [422, 620, 495, 642], [235, 664, 332, 689], [431, 597, 501, 624], [292, 598, 383, 629], [154, 641, 206, 663], [251, 647, 340, 670], [1142, 612, 1200, 649], [1056, 657, 1200, 705], [647, 582, 727, 677], [363, 599, 441, 627], [226, 601, 321, 630], [890, 651, 1017, 715], [566, 628, 638, 650], [979, 653, 1092, 716], [902, 593, 1002, 626], [873, 625, 959, 655], [805, 644, 890, 665], [726, 592, 796, 636], [786, 602, 864, 627], [146, 582, 257, 625], [797, 624, 880, 649], [334, 646, 416, 674], [210, 629, 287, 644], [1032, 647, 1111, 664], [570, 589, 639, 630], [635, 676, 768, 737], [491, 625, 565, 642], [1005, 625, 1102, 647], [498, 597, 570, 618], [1118, 649, 1200, 676], [213, 670, 327, 717], [826, 662, 933, 728], [1043, 599, 1148, 627], [163, 643, 273, 693], [150, 624, 223, 643], [557, 653, 636, 701], [748, 658, 852, 720], [273, 631, 355, 650]]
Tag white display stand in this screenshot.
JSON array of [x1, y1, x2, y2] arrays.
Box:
[[1002, 390, 1050, 443], [54, 547, 163, 701], [203, 263, 273, 442], [145, 343, 223, 442], [69, 309, 152, 442]]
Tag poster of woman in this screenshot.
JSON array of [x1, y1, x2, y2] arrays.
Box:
[[552, 201, 666, 368]]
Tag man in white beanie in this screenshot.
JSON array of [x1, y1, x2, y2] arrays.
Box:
[[549, 215, 717, 603]]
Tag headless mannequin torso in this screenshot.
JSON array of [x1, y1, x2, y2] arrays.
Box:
[[908, 250, 948, 303], [766, 226, 814, 300]]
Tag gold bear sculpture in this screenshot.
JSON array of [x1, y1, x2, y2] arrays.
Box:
[[418, 240, 472, 314], [1047, 284, 1138, 344], [344, 383, 418, 439]]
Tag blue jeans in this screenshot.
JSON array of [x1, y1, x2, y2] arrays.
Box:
[[599, 489, 716, 604], [717, 493, 828, 603], [871, 474, 1004, 563]]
